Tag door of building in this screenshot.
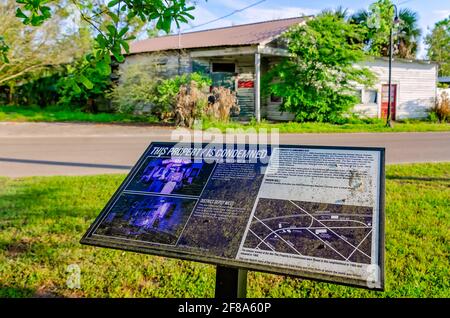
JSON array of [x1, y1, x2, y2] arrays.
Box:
[[381, 84, 397, 120]]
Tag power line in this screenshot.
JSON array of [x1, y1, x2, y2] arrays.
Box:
[[182, 0, 267, 31], [397, 0, 415, 6]]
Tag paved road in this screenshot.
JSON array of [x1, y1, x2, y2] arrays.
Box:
[[1, 122, 449, 177]]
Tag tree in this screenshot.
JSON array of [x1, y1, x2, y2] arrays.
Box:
[[7, 0, 195, 90], [57, 58, 111, 112], [396, 8, 421, 59], [0, 0, 91, 100], [264, 10, 375, 123], [425, 17, 450, 77], [350, 0, 422, 59]]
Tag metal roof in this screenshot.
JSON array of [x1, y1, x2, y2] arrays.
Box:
[[128, 17, 307, 54]]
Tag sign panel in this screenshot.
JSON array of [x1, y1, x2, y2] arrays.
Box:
[[81, 142, 385, 289]]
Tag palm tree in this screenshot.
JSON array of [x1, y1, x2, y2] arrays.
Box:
[[349, 6, 421, 59], [396, 8, 422, 59], [349, 9, 369, 25], [348, 9, 371, 48], [320, 6, 349, 20]]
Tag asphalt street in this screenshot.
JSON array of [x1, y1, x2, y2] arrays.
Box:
[[1, 122, 449, 177]]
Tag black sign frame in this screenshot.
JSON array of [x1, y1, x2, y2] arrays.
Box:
[[81, 142, 385, 290]]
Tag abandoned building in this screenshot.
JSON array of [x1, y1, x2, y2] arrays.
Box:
[[122, 17, 438, 121]]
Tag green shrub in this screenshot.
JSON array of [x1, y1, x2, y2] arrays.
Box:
[[107, 68, 211, 119], [155, 72, 211, 116], [264, 11, 375, 123], [107, 63, 160, 114], [1, 71, 64, 107], [57, 59, 111, 112], [428, 111, 439, 123]]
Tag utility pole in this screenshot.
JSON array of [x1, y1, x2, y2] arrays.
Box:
[[386, 4, 400, 128]]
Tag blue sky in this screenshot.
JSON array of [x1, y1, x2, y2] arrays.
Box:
[[175, 0, 450, 59]]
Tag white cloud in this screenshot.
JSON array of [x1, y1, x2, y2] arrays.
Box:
[[432, 9, 450, 20]]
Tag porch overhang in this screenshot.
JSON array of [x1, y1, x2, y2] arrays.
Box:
[[190, 45, 291, 122]]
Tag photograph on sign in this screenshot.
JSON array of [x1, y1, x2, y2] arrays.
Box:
[[94, 194, 196, 245], [125, 156, 215, 196], [81, 142, 384, 290]]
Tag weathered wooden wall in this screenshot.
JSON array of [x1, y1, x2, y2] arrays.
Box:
[[120, 50, 191, 78]]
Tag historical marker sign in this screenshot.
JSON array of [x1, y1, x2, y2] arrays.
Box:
[[81, 142, 385, 290]]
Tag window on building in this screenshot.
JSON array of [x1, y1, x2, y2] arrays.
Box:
[[363, 89, 378, 104], [270, 94, 282, 103], [355, 89, 363, 103], [212, 62, 235, 73]]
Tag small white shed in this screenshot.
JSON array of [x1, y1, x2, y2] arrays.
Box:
[[353, 57, 437, 120]]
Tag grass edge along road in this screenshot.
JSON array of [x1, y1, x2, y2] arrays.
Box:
[[0, 105, 160, 125], [0, 162, 449, 297], [1, 105, 450, 133]]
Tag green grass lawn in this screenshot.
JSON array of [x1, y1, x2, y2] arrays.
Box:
[[0, 163, 449, 298], [0, 105, 159, 124], [1, 105, 450, 133], [201, 118, 450, 133]]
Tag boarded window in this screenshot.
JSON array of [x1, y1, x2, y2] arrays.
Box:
[[364, 90, 378, 104], [192, 60, 210, 75], [212, 63, 235, 73], [270, 94, 282, 103]]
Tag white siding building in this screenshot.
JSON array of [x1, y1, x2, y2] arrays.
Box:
[[353, 58, 438, 120]]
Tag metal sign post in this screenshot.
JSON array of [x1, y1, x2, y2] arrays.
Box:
[[215, 266, 248, 298]]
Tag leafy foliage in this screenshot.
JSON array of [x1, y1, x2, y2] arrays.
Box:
[[107, 62, 160, 114], [395, 8, 421, 59], [0, 36, 9, 63], [425, 17, 450, 76], [0, 0, 91, 87], [11, 0, 195, 90], [350, 0, 421, 59], [15, 0, 52, 26], [108, 68, 211, 118], [264, 11, 375, 123], [155, 72, 211, 116], [8, 72, 63, 107], [57, 57, 111, 111]]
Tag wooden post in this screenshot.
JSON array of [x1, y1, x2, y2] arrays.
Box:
[[215, 265, 247, 298], [254, 52, 261, 123], [386, 27, 393, 127]]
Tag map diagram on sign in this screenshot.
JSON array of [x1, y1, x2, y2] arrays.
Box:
[[242, 198, 373, 264]]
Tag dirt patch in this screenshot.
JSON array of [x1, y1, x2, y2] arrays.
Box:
[[33, 288, 60, 298], [4, 238, 35, 258]]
